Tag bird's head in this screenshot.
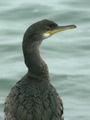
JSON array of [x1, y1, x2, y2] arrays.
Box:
[[23, 19, 76, 46]]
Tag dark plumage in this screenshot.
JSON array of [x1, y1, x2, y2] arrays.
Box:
[[4, 19, 76, 120]]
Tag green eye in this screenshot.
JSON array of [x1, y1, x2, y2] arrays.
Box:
[[46, 27, 50, 31]]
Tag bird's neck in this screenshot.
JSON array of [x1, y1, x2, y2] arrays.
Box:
[[23, 41, 50, 81]]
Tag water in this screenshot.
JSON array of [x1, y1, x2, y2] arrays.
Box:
[[0, 0, 90, 120]]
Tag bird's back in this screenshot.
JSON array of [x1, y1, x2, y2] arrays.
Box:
[[4, 75, 63, 120]]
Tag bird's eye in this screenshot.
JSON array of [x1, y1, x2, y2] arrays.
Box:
[[46, 27, 50, 31]]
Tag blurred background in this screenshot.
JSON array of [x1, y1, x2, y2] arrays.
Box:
[[0, 0, 90, 120]]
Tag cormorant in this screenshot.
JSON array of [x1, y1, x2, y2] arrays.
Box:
[[4, 19, 76, 120]]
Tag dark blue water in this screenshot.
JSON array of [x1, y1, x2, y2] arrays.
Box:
[[0, 0, 90, 120]]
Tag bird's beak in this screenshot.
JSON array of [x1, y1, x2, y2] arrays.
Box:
[[45, 25, 76, 35]]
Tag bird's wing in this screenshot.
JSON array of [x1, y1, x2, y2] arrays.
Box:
[[49, 84, 64, 120]]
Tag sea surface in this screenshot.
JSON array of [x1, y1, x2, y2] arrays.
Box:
[[0, 0, 90, 120]]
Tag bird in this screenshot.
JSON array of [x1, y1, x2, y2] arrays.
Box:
[[4, 19, 76, 120]]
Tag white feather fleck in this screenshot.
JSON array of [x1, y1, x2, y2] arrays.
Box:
[[43, 33, 51, 39]]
